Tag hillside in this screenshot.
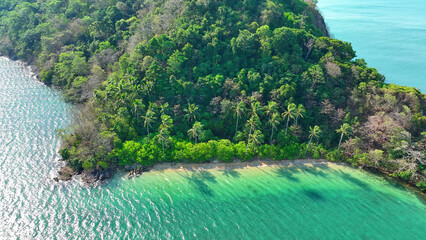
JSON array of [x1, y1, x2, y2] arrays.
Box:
[[0, 0, 425, 190]]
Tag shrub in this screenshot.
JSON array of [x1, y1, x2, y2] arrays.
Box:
[[215, 140, 235, 162], [352, 153, 371, 166], [393, 170, 412, 181], [114, 141, 140, 166], [59, 148, 70, 160], [97, 161, 108, 169], [258, 144, 279, 160], [234, 141, 254, 161], [82, 161, 94, 170], [416, 181, 426, 192]]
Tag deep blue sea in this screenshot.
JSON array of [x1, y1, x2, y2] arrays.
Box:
[[318, 0, 426, 92]]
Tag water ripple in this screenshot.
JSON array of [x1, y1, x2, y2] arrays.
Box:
[[0, 57, 425, 239]]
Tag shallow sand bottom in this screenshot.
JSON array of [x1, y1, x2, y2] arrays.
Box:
[[149, 159, 341, 173]]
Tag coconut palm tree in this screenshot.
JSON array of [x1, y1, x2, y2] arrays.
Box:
[[244, 101, 264, 155], [160, 114, 173, 131], [249, 130, 263, 153], [116, 83, 126, 106], [268, 112, 280, 144], [282, 103, 297, 135], [264, 101, 278, 120], [250, 101, 262, 118], [188, 121, 203, 144], [132, 99, 144, 120], [159, 102, 169, 114], [157, 114, 173, 160], [245, 115, 257, 155], [184, 103, 198, 123], [233, 100, 246, 135], [142, 108, 156, 141], [157, 129, 168, 160], [144, 80, 154, 96], [336, 123, 352, 150], [305, 125, 322, 157], [295, 104, 305, 125]]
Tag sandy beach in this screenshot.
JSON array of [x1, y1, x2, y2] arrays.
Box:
[[148, 159, 343, 172]]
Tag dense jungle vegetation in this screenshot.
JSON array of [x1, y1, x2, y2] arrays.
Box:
[[0, 0, 425, 190]]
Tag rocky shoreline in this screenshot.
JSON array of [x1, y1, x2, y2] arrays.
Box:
[[55, 159, 425, 198], [56, 158, 335, 183]]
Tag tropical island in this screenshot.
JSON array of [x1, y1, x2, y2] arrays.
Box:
[[0, 0, 424, 191]]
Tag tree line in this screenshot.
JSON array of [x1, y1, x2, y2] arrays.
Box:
[[0, 0, 424, 190]]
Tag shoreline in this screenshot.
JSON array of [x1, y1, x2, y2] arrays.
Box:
[[147, 159, 336, 173], [136, 159, 426, 198]]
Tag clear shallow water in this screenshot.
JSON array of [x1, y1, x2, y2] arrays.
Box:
[[318, 0, 426, 92], [0, 57, 425, 239]]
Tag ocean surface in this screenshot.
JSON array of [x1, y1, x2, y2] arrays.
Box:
[[318, 0, 426, 92], [0, 57, 425, 239]]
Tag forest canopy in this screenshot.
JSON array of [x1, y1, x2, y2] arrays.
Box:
[[1, 0, 425, 190]]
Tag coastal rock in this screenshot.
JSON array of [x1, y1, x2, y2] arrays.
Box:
[[80, 168, 116, 183], [311, 8, 330, 37], [58, 166, 74, 181], [81, 170, 98, 184], [98, 169, 114, 180]]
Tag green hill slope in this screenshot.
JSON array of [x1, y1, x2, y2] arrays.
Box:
[[1, 0, 425, 190]]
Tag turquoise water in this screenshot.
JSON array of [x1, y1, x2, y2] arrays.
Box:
[[0, 57, 425, 239], [318, 0, 426, 92]]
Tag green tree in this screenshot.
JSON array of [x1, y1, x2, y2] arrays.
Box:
[[233, 100, 246, 135], [268, 112, 280, 144], [336, 123, 352, 150], [249, 130, 263, 153], [132, 99, 144, 120], [295, 104, 305, 125], [282, 103, 297, 135], [305, 125, 322, 156], [245, 115, 260, 156], [142, 103, 156, 141], [250, 100, 262, 118], [188, 121, 203, 144], [184, 103, 198, 123], [264, 101, 278, 120], [157, 114, 173, 160], [159, 102, 169, 114]]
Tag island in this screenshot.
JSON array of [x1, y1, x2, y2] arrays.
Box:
[[0, 0, 424, 191]]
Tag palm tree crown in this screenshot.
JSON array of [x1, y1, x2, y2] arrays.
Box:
[[250, 101, 262, 118], [295, 104, 305, 125], [233, 100, 246, 134], [309, 125, 322, 139], [305, 125, 322, 156], [264, 101, 278, 119], [336, 123, 352, 150], [188, 121, 203, 144], [268, 112, 280, 144], [184, 103, 198, 123], [157, 114, 173, 160], [282, 103, 297, 135], [142, 103, 156, 141]]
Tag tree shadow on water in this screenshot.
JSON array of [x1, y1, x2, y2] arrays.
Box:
[[178, 170, 218, 197], [304, 165, 328, 178], [198, 170, 217, 183], [303, 189, 325, 201], [337, 170, 370, 189], [273, 167, 300, 182], [220, 169, 241, 178]]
